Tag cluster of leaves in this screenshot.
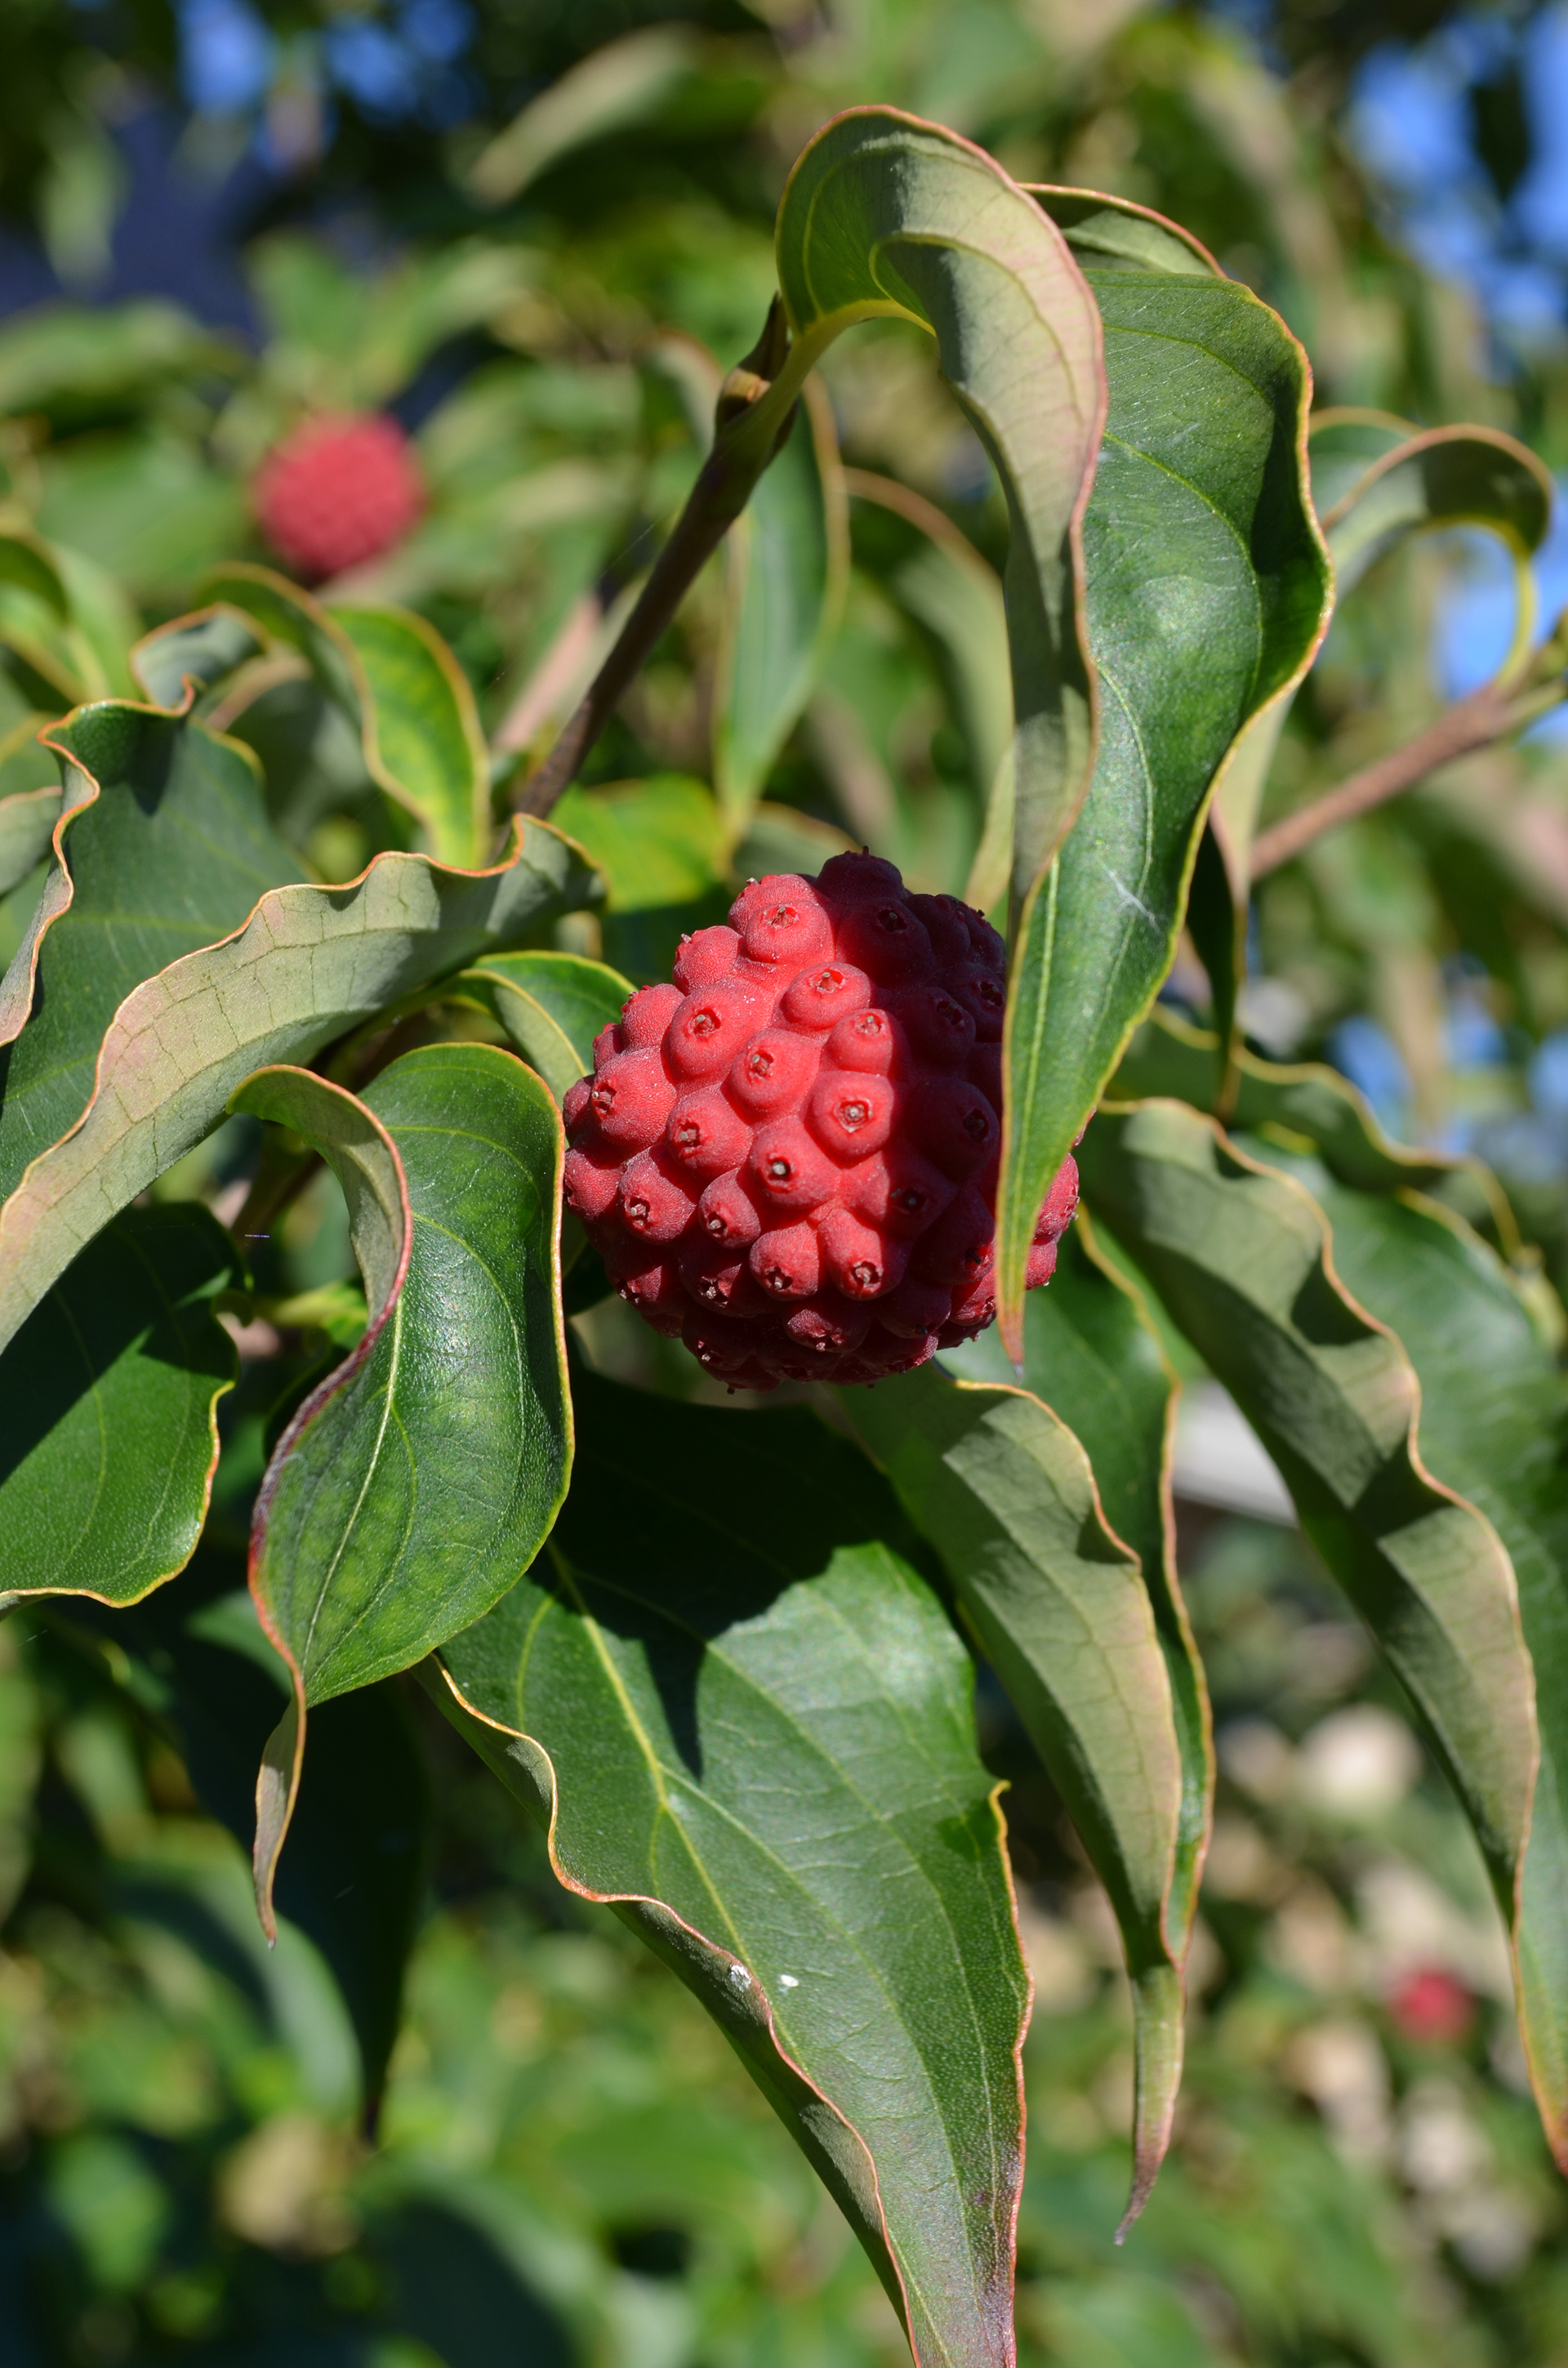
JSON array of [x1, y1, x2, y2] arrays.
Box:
[[7, 12, 1568, 2362]]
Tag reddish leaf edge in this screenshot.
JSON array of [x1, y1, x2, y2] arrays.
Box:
[[238, 1066, 415, 1945], [423, 1652, 1032, 2368]]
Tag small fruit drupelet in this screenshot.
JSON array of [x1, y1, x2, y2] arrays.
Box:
[[564, 853, 1078, 1390], [253, 413, 425, 582]]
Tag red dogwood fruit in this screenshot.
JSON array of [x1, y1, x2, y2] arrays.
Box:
[[253, 413, 425, 581], [564, 853, 1079, 1389]]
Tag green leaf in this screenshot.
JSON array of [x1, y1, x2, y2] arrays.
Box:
[[0, 805, 599, 1354], [436, 1369, 1028, 2368], [1311, 412, 1552, 600], [456, 948, 633, 1102], [0, 1204, 237, 1608], [713, 383, 847, 835], [331, 604, 492, 868], [775, 110, 1104, 904], [198, 564, 491, 864], [1208, 1126, 1568, 2169], [1078, 1099, 1536, 1977], [840, 1346, 1195, 2231], [239, 1045, 569, 1929], [0, 701, 299, 1195], [550, 774, 727, 912], [996, 259, 1330, 1353]]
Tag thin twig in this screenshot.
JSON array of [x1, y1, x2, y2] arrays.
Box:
[[1250, 682, 1517, 878], [514, 297, 799, 821]]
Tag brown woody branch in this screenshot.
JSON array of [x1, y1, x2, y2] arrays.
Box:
[[1250, 676, 1559, 878]]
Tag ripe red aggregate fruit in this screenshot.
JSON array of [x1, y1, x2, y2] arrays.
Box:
[[253, 413, 425, 581], [564, 853, 1079, 1390]]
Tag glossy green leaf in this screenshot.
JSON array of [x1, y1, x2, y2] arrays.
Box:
[[240, 1045, 569, 1927], [0, 701, 298, 1196], [437, 1370, 1028, 2368], [996, 257, 1330, 1353], [1221, 1129, 1568, 2164], [713, 385, 846, 835], [775, 109, 1104, 904], [198, 564, 490, 864], [0, 800, 596, 1353], [840, 1349, 1192, 2231], [456, 948, 632, 1102], [1079, 1100, 1535, 1966], [0, 1203, 236, 1608], [331, 604, 492, 868]]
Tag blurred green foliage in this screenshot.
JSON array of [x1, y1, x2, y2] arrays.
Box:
[[10, 2, 1568, 2361]]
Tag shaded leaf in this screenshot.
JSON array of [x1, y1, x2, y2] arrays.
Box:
[[996, 255, 1330, 1352], [456, 948, 632, 1102], [241, 1046, 569, 1925], [0, 1204, 236, 1608], [840, 1351, 1192, 2231], [1079, 1100, 1535, 1973], [713, 381, 847, 834], [438, 1369, 1028, 2368], [0, 807, 599, 1353]]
